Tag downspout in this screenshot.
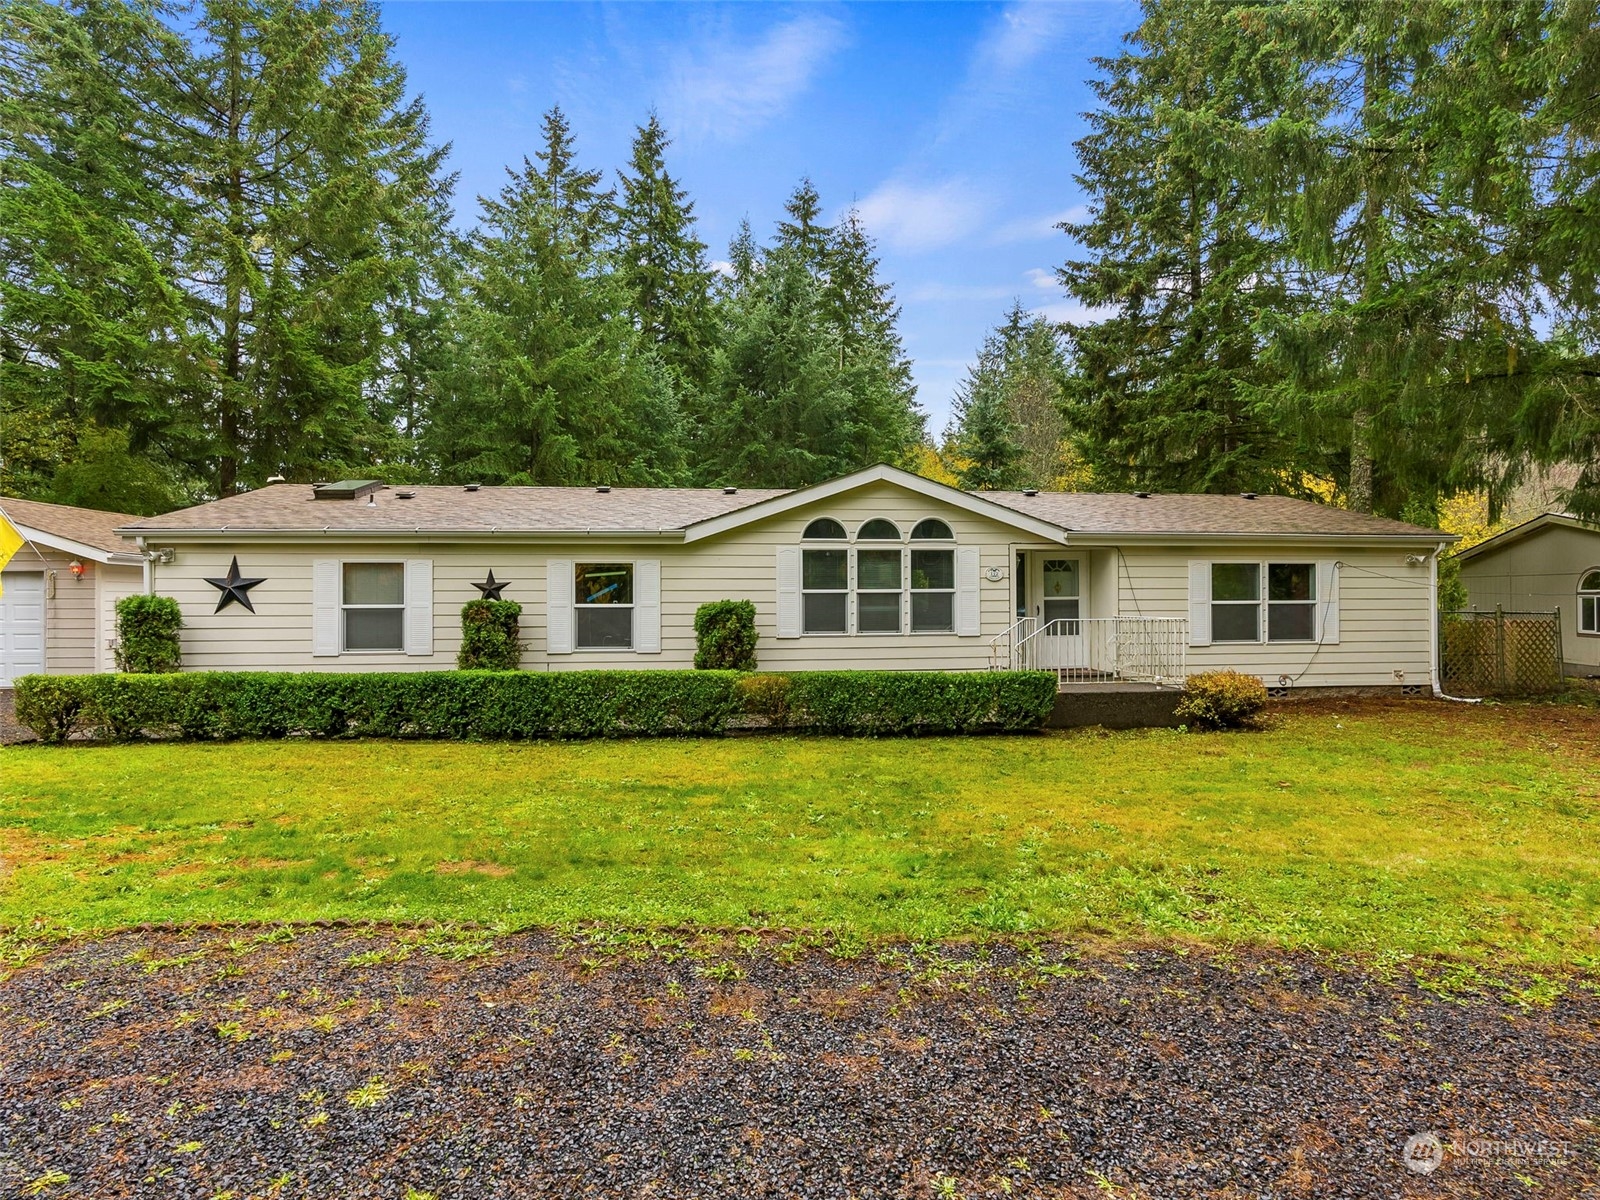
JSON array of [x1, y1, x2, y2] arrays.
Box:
[[1431, 540, 1478, 703], [137, 537, 154, 594]]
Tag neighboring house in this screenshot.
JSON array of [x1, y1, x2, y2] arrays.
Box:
[[1453, 512, 1600, 676], [116, 465, 1455, 694], [0, 497, 147, 687]]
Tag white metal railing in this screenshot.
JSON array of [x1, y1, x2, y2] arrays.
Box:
[[1010, 616, 1188, 684], [988, 616, 1037, 670]]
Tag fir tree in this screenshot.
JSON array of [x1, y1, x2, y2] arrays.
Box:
[[948, 320, 1025, 491], [614, 113, 715, 394], [1059, 0, 1310, 497], [426, 108, 685, 486]]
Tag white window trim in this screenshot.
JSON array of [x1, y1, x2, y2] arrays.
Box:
[[573, 560, 637, 652], [1208, 561, 1319, 644], [910, 545, 956, 634], [1579, 568, 1600, 636], [796, 517, 970, 638], [855, 545, 904, 635], [340, 559, 407, 654]]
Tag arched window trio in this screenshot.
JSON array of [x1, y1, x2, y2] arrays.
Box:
[[799, 517, 958, 634]]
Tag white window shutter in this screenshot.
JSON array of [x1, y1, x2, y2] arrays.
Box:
[[1316, 560, 1340, 644], [635, 559, 661, 654], [955, 547, 981, 636], [404, 560, 433, 656], [546, 559, 573, 654], [1188, 560, 1212, 646], [312, 559, 340, 656], [775, 547, 800, 639]]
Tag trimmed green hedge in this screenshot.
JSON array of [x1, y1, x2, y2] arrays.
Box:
[[114, 594, 183, 673], [11, 669, 1058, 743], [693, 599, 758, 670], [738, 670, 1058, 735]]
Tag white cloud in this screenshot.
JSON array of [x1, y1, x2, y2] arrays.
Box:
[[855, 179, 989, 253], [1031, 300, 1113, 325], [710, 259, 735, 278], [970, 2, 1075, 79], [991, 204, 1090, 244], [661, 14, 847, 143], [1024, 267, 1058, 290]]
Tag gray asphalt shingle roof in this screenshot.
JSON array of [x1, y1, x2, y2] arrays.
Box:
[[118, 477, 1448, 540], [1, 496, 142, 556]]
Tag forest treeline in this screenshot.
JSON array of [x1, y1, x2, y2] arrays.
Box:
[[3, 0, 1598, 520]]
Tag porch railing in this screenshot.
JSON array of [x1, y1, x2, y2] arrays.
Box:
[[1005, 616, 1188, 684]]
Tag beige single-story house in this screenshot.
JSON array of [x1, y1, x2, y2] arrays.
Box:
[[0, 497, 147, 687], [114, 465, 1456, 695], [1454, 511, 1600, 676]]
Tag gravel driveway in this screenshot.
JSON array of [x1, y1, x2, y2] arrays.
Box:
[[1, 928, 1594, 1198]]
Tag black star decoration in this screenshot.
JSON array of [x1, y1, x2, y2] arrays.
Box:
[[204, 556, 266, 613], [472, 569, 510, 600]]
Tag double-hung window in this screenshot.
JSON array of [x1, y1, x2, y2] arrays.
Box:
[[1210, 562, 1317, 643], [1267, 563, 1316, 641], [342, 563, 405, 651], [802, 548, 848, 634], [575, 563, 633, 649], [910, 519, 954, 633], [857, 547, 903, 633], [1581, 570, 1600, 635]]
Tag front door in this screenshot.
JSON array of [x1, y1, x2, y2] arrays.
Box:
[[1023, 555, 1082, 671], [0, 571, 46, 687]]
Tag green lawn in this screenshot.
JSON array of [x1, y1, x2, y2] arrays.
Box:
[[2, 703, 1597, 967]]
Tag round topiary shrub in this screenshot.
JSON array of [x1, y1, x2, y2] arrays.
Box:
[[115, 594, 183, 673], [1174, 669, 1268, 731], [694, 599, 758, 671], [458, 600, 522, 670]]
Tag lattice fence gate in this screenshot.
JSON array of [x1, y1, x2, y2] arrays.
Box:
[[1439, 608, 1564, 697]]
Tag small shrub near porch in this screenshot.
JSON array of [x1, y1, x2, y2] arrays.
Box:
[[457, 600, 522, 670], [1175, 670, 1268, 730], [114, 594, 183, 673], [694, 600, 758, 670]]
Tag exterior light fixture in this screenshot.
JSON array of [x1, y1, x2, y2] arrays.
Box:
[[68, 559, 86, 579]]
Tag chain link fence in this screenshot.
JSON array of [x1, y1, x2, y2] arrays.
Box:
[[1440, 608, 1564, 697]]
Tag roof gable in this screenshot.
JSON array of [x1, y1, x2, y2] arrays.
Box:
[[1452, 512, 1599, 564], [0, 496, 143, 562], [679, 465, 1070, 544]]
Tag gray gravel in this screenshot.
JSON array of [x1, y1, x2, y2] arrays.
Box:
[[1, 928, 1595, 1198]]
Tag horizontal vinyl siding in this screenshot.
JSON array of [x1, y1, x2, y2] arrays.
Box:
[[1116, 545, 1435, 687], [1459, 525, 1600, 667], [148, 482, 1036, 673], [2, 547, 105, 676]]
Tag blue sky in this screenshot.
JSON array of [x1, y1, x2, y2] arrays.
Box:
[[378, 1, 1137, 434]]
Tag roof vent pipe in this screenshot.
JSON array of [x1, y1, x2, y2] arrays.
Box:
[[1023, 488, 1039, 497], [396, 490, 416, 500], [723, 486, 738, 495], [464, 483, 480, 493], [366, 493, 377, 507], [1134, 491, 1150, 499], [596, 485, 611, 493], [1241, 492, 1258, 500]]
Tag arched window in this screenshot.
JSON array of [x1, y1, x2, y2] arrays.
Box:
[[803, 518, 846, 540], [856, 518, 901, 540], [1581, 569, 1600, 635], [911, 518, 953, 540]]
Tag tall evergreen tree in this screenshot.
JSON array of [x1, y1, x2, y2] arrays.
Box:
[[1059, 0, 1311, 497], [773, 178, 830, 273], [172, 0, 453, 494], [614, 114, 715, 395], [702, 246, 855, 488], [947, 316, 1025, 491], [0, 0, 199, 500], [425, 108, 684, 486]]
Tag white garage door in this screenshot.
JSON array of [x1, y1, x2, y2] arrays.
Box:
[[0, 572, 46, 687]]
